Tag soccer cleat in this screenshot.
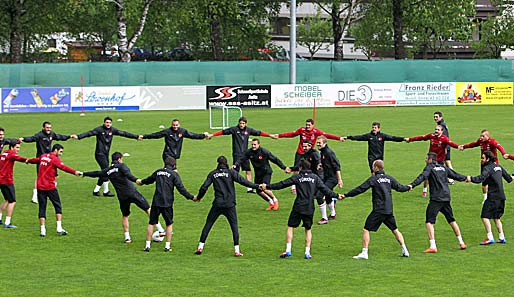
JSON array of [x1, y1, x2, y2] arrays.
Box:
[[273, 200, 279, 211], [459, 243, 467, 250], [280, 252, 292, 258], [143, 247, 150, 252], [40, 233, 46, 237], [4, 224, 17, 229], [329, 215, 337, 220], [480, 239, 495, 245], [304, 254, 312, 260], [125, 238, 132, 244], [57, 230, 68, 236], [234, 252, 244, 257], [265, 204, 273, 211], [31, 197, 38, 204], [103, 191, 115, 197], [402, 251, 410, 257], [194, 248, 203, 255], [421, 192, 427, 198], [291, 188, 296, 194], [498, 239, 507, 244], [448, 179, 455, 185], [0, 220, 3, 225], [423, 248, 438, 253], [247, 189, 255, 194], [92, 191, 100, 197], [164, 248, 172, 252], [318, 218, 329, 225], [352, 252, 368, 260]]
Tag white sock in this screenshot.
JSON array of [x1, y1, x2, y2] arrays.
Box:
[[145, 240, 151, 249], [40, 225, 46, 235], [5, 216, 11, 225], [273, 197, 278, 202], [234, 245, 240, 254], [124, 232, 131, 240], [457, 235, 464, 245], [156, 223, 165, 233], [429, 239, 437, 249], [33, 189, 37, 197], [305, 246, 310, 255], [247, 187, 253, 192], [165, 241, 171, 249], [319, 202, 328, 220], [286, 242, 292, 253], [487, 232, 494, 241], [198, 242, 205, 249], [499, 232, 505, 240], [328, 201, 336, 216], [103, 182, 109, 193], [291, 185, 296, 190], [483, 193, 487, 200], [422, 187, 428, 193], [94, 185, 101, 192], [268, 199, 274, 205], [401, 244, 408, 253], [56, 221, 63, 232], [362, 247, 368, 255], [0, 213, 3, 221]]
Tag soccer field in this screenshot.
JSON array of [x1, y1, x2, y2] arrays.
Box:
[[1, 106, 514, 296]]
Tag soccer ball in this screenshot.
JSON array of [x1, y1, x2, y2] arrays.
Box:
[[152, 231, 164, 242]]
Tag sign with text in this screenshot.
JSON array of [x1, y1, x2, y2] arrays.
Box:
[[206, 85, 271, 108], [456, 82, 513, 105], [396, 82, 455, 106], [70, 87, 140, 111], [1, 87, 71, 113]]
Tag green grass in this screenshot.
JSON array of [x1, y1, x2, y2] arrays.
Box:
[[1, 106, 514, 296]]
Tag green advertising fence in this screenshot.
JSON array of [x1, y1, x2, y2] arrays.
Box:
[[1, 59, 513, 88]]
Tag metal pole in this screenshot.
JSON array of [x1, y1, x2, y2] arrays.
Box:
[[290, 0, 296, 84]]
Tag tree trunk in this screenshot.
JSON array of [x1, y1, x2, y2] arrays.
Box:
[[9, 0, 23, 63], [332, 5, 344, 60], [392, 0, 405, 59], [209, 6, 223, 61], [115, 0, 153, 62]]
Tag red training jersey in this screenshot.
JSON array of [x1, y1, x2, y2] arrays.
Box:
[[408, 133, 459, 162], [462, 137, 506, 164], [27, 153, 77, 190], [0, 149, 27, 185], [278, 127, 341, 154]]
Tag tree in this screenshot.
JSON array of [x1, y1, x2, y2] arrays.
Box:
[[392, 0, 405, 59], [310, 0, 365, 60], [472, 0, 514, 58], [297, 9, 332, 59]]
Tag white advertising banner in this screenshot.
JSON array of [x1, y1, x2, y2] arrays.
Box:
[[71, 86, 141, 111], [395, 82, 455, 106], [139, 86, 205, 110]]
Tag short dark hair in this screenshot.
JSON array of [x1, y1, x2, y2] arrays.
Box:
[[252, 138, 260, 144], [112, 152, 123, 162], [434, 111, 442, 117], [372, 121, 381, 128], [43, 121, 51, 127], [427, 152, 437, 162], [172, 119, 179, 123], [299, 158, 311, 170], [104, 116, 113, 122], [483, 150, 496, 163], [0, 127, 4, 133], [303, 140, 313, 146], [52, 143, 63, 151], [238, 117, 247, 123], [9, 141, 19, 149], [217, 155, 228, 166], [165, 156, 176, 168], [306, 118, 314, 125]]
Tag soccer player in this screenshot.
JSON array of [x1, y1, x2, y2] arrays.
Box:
[[469, 150, 512, 245], [458, 129, 507, 201], [405, 125, 460, 197], [345, 121, 404, 173], [72, 116, 139, 197], [140, 118, 207, 165], [261, 159, 341, 259], [20, 121, 76, 204], [234, 138, 290, 211], [271, 118, 344, 193], [193, 156, 259, 257], [434, 111, 454, 172], [137, 157, 195, 252], [340, 160, 411, 260], [0, 127, 18, 151], [26, 144, 82, 237], [83, 152, 166, 243], [0, 142, 28, 228], [315, 135, 343, 224], [408, 152, 468, 253], [207, 116, 272, 193]]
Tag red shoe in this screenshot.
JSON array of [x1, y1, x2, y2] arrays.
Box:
[[194, 248, 203, 255], [291, 188, 296, 194], [329, 215, 336, 220], [265, 204, 273, 211], [318, 218, 329, 225], [234, 252, 244, 257], [423, 247, 437, 253], [460, 243, 467, 250], [421, 192, 427, 198], [273, 200, 279, 211]]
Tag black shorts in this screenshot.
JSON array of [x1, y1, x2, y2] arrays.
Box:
[[481, 199, 505, 219], [287, 209, 313, 230], [255, 171, 272, 193], [364, 211, 398, 232], [426, 201, 455, 224], [37, 189, 62, 218], [0, 184, 15, 203], [119, 191, 150, 217], [149, 206, 173, 226], [315, 178, 338, 204], [293, 152, 303, 169]]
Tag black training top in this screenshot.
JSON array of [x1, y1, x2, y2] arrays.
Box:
[[221, 126, 263, 156], [141, 165, 194, 207], [410, 163, 466, 202], [471, 161, 513, 201], [143, 127, 205, 159], [78, 125, 138, 156], [84, 161, 139, 199], [236, 146, 286, 175], [347, 131, 403, 161], [23, 130, 70, 156], [319, 145, 341, 181]]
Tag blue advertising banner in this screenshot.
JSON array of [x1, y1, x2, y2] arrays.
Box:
[[2, 88, 71, 113]]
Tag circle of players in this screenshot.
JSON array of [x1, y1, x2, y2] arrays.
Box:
[[1, 112, 513, 260]]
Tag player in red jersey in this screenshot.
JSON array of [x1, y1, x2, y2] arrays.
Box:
[[458, 129, 508, 201], [271, 119, 344, 193], [405, 125, 460, 197], [0, 142, 28, 229], [26, 144, 82, 237]]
